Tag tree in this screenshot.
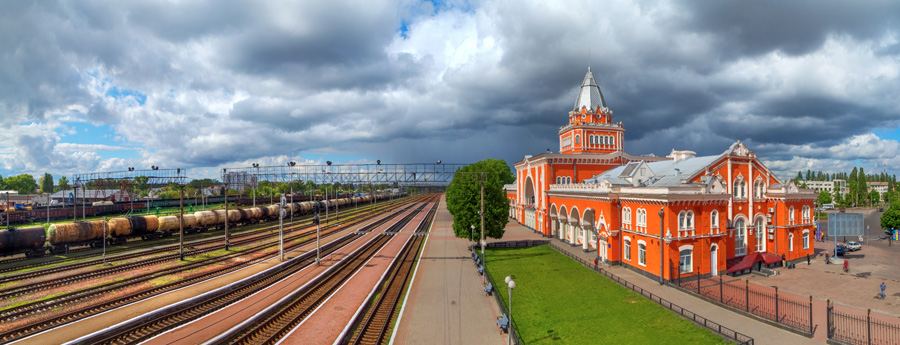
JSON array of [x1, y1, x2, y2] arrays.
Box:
[[134, 175, 150, 194], [58, 176, 70, 191], [858, 168, 867, 206], [848, 167, 858, 206], [445, 159, 515, 242], [39, 173, 54, 194], [881, 201, 900, 232], [5, 174, 38, 195], [870, 190, 881, 205], [817, 190, 832, 206]]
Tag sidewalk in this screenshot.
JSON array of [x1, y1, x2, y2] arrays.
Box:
[[491, 220, 821, 345], [392, 197, 505, 345]]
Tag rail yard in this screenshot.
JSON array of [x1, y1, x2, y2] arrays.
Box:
[[0, 192, 443, 345]]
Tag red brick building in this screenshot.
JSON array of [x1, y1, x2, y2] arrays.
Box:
[[507, 69, 816, 279]]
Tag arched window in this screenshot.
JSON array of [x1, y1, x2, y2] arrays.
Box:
[[679, 212, 686, 230], [789, 206, 795, 225], [680, 249, 693, 273], [623, 207, 632, 230], [755, 218, 766, 252], [803, 230, 809, 250], [624, 238, 632, 261], [789, 233, 795, 252], [638, 242, 647, 266], [710, 210, 719, 232], [735, 218, 747, 256], [575, 135, 581, 145], [610, 136, 615, 147]]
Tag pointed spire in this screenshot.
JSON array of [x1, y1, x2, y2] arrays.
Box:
[[573, 68, 607, 111]]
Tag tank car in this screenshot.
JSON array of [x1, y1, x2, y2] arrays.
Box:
[[0, 226, 47, 257], [108, 216, 161, 243], [48, 220, 107, 253]]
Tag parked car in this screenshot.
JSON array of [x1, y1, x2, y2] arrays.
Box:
[[835, 244, 846, 256], [846, 241, 861, 251]]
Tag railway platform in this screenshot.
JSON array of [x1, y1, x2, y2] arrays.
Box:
[[391, 197, 507, 345], [490, 220, 819, 345]]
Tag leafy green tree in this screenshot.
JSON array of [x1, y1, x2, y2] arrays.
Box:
[[6, 174, 38, 194], [870, 190, 881, 205], [445, 159, 515, 242], [39, 173, 54, 194], [0, 174, 5, 190], [134, 175, 150, 194], [817, 190, 832, 206], [881, 201, 900, 231], [858, 168, 867, 206], [58, 176, 70, 191]]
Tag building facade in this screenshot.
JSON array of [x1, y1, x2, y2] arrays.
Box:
[[508, 69, 817, 280]]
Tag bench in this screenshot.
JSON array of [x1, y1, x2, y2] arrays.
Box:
[[477, 265, 484, 275], [484, 282, 493, 296], [497, 313, 509, 333]]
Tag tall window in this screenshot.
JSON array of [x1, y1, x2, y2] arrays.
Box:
[[755, 180, 764, 198], [735, 218, 747, 256], [638, 243, 646, 266], [755, 219, 766, 252], [710, 210, 719, 233], [803, 231, 809, 250], [624, 239, 632, 261], [680, 249, 693, 273], [575, 135, 581, 145], [802, 206, 810, 221], [623, 207, 632, 230], [789, 206, 795, 225], [637, 208, 647, 231], [610, 136, 615, 147], [789, 233, 795, 252]]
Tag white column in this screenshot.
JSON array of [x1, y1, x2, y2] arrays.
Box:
[[582, 227, 589, 251], [727, 158, 733, 220]]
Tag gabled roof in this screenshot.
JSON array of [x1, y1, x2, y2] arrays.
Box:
[[586, 154, 723, 188], [573, 68, 607, 111]]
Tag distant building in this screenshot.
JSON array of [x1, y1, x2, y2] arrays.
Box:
[[800, 179, 847, 197], [49, 189, 135, 204], [868, 181, 889, 194]]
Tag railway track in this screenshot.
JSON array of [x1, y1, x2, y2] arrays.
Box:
[[221, 199, 432, 345], [0, 197, 403, 286], [0, 198, 431, 344], [0, 201, 406, 301], [348, 199, 438, 345], [0, 197, 394, 273], [60, 197, 434, 345]]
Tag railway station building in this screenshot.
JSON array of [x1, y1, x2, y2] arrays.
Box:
[[506, 68, 816, 280]]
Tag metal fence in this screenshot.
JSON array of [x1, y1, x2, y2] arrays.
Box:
[[828, 300, 900, 345], [475, 246, 522, 345], [545, 242, 754, 345], [676, 274, 813, 335]]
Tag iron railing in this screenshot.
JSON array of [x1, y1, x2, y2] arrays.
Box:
[[828, 300, 900, 345]]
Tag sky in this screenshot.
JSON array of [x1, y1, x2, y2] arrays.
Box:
[[1, 0, 899, 183]]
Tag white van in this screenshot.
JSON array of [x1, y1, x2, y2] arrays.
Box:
[[822, 204, 835, 210]]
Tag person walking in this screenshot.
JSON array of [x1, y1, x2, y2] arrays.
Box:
[[782, 253, 786, 267], [807, 254, 810, 265], [881, 281, 887, 299], [843, 259, 849, 273]]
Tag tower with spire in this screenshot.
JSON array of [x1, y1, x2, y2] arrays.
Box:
[[559, 67, 624, 154]]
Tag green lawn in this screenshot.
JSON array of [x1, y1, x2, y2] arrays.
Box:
[[484, 246, 728, 345]]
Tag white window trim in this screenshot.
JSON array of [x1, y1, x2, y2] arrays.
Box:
[[734, 217, 748, 256], [789, 233, 795, 252], [679, 249, 693, 273], [802, 230, 810, 250], [624, 238, 632, 261], [637, 240, 647, 267]]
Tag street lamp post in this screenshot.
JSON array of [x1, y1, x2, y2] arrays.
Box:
[[223, 169, 229, 251], [505, 276, 516, 345]]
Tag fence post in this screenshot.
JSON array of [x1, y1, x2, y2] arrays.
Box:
[[867, 309, 871, 345], [809, 296, 813, 335], [745, 280, 750, 313], [697, 267, 701, 294], [826, 299, 831, 339], [775, 286, 779, 322], [720, 276, 723, 303]]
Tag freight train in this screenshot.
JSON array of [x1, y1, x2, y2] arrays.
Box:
[[0, 193, 398, 257]]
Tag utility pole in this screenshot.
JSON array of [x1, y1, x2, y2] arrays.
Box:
[[179, 185, 185, 261], [223, 171, 230, 250], [279, 195, 285, 261]]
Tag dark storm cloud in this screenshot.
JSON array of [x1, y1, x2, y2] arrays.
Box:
[[2, 0, 900, 180], [677, 0, 900, 57]]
